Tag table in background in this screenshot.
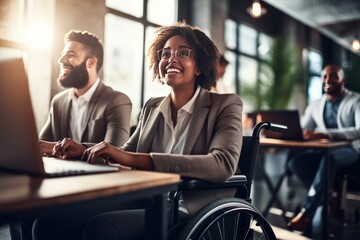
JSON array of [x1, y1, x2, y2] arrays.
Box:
[[259, 138, 350, 240], [0, 169, 180, 240]]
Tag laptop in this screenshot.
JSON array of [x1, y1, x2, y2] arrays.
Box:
[[256, 110, 305, 140], [0, 58, 119, 177]]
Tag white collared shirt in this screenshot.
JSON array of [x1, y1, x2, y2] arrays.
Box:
[[152, 85, 201, 154], [69, 79, 100, 142]]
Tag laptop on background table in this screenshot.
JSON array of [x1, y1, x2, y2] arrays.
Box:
[[0, 58, 119, 177], [257, 110, 305, 141]]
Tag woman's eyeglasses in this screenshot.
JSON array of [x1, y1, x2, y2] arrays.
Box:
[[157, 48, 192, 61]]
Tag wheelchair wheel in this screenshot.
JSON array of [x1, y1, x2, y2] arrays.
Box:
[[178, 198, 276, 240]]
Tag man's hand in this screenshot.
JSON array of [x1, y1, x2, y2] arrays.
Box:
[[39, 140, 56, 156], [52, 138, 87, 159], [303, 130, 330, 140]]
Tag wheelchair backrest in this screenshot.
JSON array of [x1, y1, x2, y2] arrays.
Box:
[[238, 135, 260, 196], [237, 121, 287, 198]]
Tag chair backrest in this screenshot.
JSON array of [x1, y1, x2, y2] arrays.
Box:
[[238, 135, 260, 196], [237, 122, 287, 198], [337, 157, 360, 191]]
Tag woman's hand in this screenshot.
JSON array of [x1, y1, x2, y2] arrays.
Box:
[[82, 142, 154, 170], [82, 141, 120, 165]]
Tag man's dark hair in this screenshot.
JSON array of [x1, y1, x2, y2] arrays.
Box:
[[148, 21, 220, 90], [64, 30, 104, 72]]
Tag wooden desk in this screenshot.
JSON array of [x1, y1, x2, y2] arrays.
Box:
[[260, 138, 350, 240], [0, 170, 180, 239]]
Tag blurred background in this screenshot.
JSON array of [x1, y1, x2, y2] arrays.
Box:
[[1, 0, 359, 130], [1, 1, 360, 239]]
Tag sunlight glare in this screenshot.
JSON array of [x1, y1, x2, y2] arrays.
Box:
[[24, 21, 53, 51]]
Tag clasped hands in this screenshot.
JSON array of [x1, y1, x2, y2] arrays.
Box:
[[39, 138, 87, 159]]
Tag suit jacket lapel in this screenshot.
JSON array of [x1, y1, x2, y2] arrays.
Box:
[[137, 105, 162, 152], [136, 89, 211, 153], [81, 82, 105, 141], [183, 89, 211, 154]]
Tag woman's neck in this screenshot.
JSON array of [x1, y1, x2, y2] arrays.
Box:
[[170, 85, 196, 111], [169, 85, 196, 125]]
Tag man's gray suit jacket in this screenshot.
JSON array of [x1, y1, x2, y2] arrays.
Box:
[[39, 81, 132, 148], [301, 88, 360, 152]]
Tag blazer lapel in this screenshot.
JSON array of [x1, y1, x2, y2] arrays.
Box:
[[137, 105, 162, 152], [183, 89, 211, 154], [81, 82, 104, 140]]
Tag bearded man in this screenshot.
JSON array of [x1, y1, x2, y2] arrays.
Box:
[[287, 64, 360, 232], [39, 30, 132, 159], [9, 30, 132, 240]]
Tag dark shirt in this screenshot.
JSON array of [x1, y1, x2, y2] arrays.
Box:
[[323, 95, 343, 129]]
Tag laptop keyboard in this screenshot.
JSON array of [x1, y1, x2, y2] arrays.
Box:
[[42, 157, 119, 176]]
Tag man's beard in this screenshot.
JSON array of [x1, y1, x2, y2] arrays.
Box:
[[323, 83, 342, 95], [57, 59, 89, 88]]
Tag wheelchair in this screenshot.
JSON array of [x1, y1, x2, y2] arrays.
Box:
[[168, 121, 287, 240]]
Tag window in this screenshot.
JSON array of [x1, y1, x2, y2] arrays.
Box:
[[104, 15, 144, 124], [0, 0, 25, 42], [222, 51, 236, 94], [104, 0, 178, 125], [238, 55, 258, 113], [106, 0, 143, 18], [258, 33, 272, 61], [0, 0, 27, 58], [238, 24, 257, 56], [224, 20, 272, 113], [225, 19, 237, 50], [306, 49, 323, 102], [147, 0, 178, 26]]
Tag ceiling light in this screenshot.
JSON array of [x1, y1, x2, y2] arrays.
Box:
[[352, 37, 360, 51], [247, 0, 267, 18], [351, 38, 360, 51]]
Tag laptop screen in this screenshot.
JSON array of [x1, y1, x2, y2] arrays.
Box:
[[257, 110, 304, 140], [0, 58, 46, 174], [0, 58, 120, 177]]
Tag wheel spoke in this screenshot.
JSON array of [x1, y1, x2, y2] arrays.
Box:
[[216, 221, 223, 240], [233, 213, 240, 240], [178, 198, 276, 240], [222, 217, 225, 239]]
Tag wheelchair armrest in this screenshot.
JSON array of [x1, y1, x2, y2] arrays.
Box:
[[179, 174, 247, 191]]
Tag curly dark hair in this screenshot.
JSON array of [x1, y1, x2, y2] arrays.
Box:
[[64, 30, 104, 72], [148, 21, 220, 90]]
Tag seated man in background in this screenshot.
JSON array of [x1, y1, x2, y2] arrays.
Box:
[[39, 30, 132, 159], [287, 64, 360, 231], [10, 30, 132, 240]]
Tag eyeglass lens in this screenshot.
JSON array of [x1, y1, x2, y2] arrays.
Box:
[[157, 48, 191, 61]]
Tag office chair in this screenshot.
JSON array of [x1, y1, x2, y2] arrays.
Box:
[[168, 121, 287, 240], [332, 158, 360, 224]]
